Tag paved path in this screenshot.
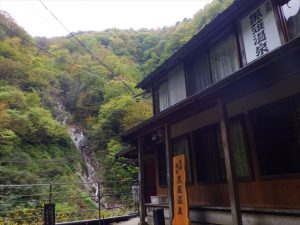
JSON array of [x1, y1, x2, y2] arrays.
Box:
[[112, 217, 139, 225]]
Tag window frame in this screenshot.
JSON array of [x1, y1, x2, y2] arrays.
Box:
[[208, 32, 241, 83], [193, 117, 253, 184], [278, 0, 300, 41], [185, 50, 212, 97], [193, 123, 227, 184], [250, 96, 300, 179], [153, 78, 168, 113], [230, 115, 253, 181]]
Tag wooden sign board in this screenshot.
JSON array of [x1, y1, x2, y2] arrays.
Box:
[[172, 154, 190, 225]]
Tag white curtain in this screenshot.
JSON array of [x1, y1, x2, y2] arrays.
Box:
[[158, 81, 168, 111], [210, 34, 240, 83], [168, 65, 187, 106], [188, 54, 211, 95]]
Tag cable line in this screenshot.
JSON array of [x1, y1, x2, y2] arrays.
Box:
[[38, 0, 136, 95], [0, 158, 74, 164], [0, 22, 107, 80]]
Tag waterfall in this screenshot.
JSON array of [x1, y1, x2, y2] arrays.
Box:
[[53, 101, 100, 200], [68, 125, 100, 200]]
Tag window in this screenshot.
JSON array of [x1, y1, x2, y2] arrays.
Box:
[[155, 65, 187, 112], [194, 119, 251, 182], [209, 34, 240, 83], [230, 118, 251, 178], [282, 0, 300, 40], [186, 53, 211, 95], [194, 125, 226, 182], [158, 81, 168, 111], [157, 143, 167, 186], [252, 100, 300, 176], [172, 136, 192, 183], [168, 66, 187, 106]]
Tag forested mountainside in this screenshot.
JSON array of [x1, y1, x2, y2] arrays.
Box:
[[0, 0, 233, 223]]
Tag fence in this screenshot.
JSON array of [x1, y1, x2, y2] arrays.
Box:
[[0, 180, 139, 225]]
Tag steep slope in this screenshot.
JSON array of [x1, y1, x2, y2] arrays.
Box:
[[0, 0, 234, 222]]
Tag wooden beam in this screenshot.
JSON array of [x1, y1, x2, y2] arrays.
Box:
[[164, 123, 174, 225], [138, 135, 147, 225], [218, 99, 243, 225]]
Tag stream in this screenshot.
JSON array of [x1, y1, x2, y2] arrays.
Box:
[[55, 101, 100, 200]]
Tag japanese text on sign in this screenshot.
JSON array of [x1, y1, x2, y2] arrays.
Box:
[[240, 0, 281, 63], [172, 154, 190, 225]]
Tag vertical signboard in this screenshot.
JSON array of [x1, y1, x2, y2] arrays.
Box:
[[172, 154, 190, 225], [240, 0, 282, 63], [44, 203, 55, 225]]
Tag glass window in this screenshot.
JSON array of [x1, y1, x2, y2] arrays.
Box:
[[172, 136, 192, 183], [158, 81, 168, 111], [194, 120, 251, 182], [187, 53, 211, 95], [252, 100, 300, 176], [209, 34, 240, 83], [194, 125, 226, 182], [155, 65, 187, 113], [282, 0, 300, 40], [168, 65, 187, 106], [230, 119, 251, 178]]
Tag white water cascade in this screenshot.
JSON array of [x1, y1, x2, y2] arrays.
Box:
[[68, 126, 100, 200], [54, 101, 100, 200]]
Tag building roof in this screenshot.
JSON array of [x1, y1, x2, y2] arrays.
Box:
[[136, 0, 259, 90]]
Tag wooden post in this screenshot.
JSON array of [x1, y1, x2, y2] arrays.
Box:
[[138, 135, 147, 225], [164, 123, 173, 225], [218, 99, 243, 225]]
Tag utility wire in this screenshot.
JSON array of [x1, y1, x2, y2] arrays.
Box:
[[0, 22, 106, 80], [0, 158, 74, 164], [38, 0, 136, 95]]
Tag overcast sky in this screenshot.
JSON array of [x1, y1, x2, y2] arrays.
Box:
[[0, 0, 212, 37]]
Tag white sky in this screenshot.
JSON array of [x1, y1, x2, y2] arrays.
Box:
[[0, 0, 212, 37]]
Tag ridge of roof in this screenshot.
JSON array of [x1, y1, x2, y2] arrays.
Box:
[[136, 0, 256, 89]]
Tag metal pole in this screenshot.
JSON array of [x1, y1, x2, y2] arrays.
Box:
[[98, 182, 101, 225]]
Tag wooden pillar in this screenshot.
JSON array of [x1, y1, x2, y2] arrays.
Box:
[[164, 123, 173, 225], [218, 100, 243, 225], [138, 135, 147, 225]]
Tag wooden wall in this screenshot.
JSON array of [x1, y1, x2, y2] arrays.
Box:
[[150, 72, 300, 209]]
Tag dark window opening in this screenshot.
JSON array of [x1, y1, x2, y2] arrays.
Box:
[[252, 100, 300, 176], [157, 143, 167, 186], [194, 125, 226, 182], [194, 119, 251, 182]]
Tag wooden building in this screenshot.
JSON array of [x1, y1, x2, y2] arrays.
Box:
[[121, 0, 300, 224]]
